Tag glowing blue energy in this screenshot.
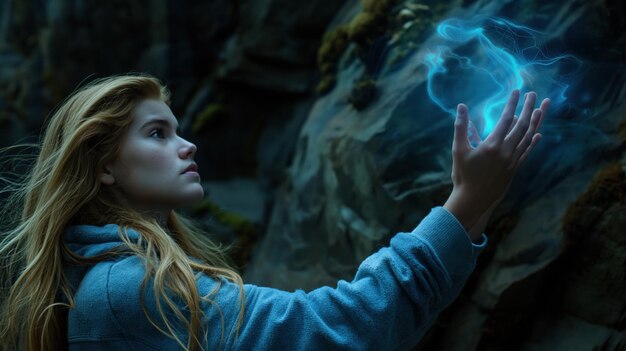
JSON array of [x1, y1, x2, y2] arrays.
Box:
[[423, 17, 578, 138]]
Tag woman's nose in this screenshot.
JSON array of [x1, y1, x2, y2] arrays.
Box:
[[180, 140, 197, 159]]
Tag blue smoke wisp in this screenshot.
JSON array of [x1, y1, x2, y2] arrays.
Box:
[[423, 16, 580, 138]]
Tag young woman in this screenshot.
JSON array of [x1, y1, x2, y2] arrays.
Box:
[[0, 74, 548, 350]]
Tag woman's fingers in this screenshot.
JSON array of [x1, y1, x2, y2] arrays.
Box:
[[455, 91, 546, 167], [537, 98, 551, 131], [505, 92, 537, 151], [468, 120, 482, 146], [486, 90, 519, 145], [454, 104, 471, 153], [507, 115, 519, 134], [512, 108, 542, 162], [514, 97, 550, 168], [516, 133, 542, 168]]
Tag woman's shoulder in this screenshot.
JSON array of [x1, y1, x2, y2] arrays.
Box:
[[73, 256, 144, 305], [75, 256, 174, 331], [67, 257, 143, 343], [69, 256, 189, 349]]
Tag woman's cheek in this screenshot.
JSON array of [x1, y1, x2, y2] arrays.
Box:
[[147, 151, 169, 171], [133, 143, 170, 170]]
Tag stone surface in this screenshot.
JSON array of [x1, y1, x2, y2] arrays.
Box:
[[244, 0, 626, 349], [216, 0, 348, 93]]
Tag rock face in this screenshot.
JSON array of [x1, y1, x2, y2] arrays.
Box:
[[0, 0, 238, 145], [244, 0, 626, 349], [217, 0, 347, 93], [1, 0, 625, 350]]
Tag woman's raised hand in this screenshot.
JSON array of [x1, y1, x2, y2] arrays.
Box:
[[443, 90, 550, 231]]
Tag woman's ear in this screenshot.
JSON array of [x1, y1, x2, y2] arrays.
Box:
[[99, 165, 115, 186]]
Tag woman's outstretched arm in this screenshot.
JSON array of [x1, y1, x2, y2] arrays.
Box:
[[216, 91, 549, 350], [221, 206, 487, 350]]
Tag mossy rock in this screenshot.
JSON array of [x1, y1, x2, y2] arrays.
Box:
[[316, 0, 398, 97], [319, 62, 336, 76], [348, 76, 378, 110], [192, 104, 232, 134], [347, 12, 383, 46], [387, 4, 450, 63], [316, 26, 350, 96], [562, 162, 626, 245], [316, 75, 337, 95], [348, 0, 396, 48], [361, 0, 397, 15], [317, 26, 350, 66]]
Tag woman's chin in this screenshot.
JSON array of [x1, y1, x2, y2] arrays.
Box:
[[183, 188, 205, 205]]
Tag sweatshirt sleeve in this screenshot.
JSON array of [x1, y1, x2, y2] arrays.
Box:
[[218, 206, 488, 350]]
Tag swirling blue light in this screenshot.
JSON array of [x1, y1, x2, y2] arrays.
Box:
[[423, 16, 580, 138]]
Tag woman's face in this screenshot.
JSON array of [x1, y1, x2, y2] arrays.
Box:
[[100, 99, 204, 216]]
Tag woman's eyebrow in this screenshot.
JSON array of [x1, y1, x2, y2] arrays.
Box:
[[141, 118, 181, 133]]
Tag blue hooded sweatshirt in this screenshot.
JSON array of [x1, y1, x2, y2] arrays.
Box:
[[62, 206, 488, 350]]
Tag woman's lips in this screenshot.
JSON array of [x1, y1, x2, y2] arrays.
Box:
[[181, 163, 198, 174], [182, 171, 200, 178]]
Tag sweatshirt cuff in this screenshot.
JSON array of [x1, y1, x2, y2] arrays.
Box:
[[410, 206, 488, 277]]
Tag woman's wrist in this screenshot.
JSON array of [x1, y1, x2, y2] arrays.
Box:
[[442, 191, 484, 233], [467, 206, 494, 242]]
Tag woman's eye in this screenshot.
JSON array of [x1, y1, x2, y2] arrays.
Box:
[[150, 128, 165, 139]]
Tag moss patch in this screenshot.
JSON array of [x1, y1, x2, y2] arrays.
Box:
[[347, 11, 387, 48], [192, 103, 232, 134], [361, 0, 394, 13], [316, 75, 337, 95], [316, 0, 398, 96], [562, 162, 626, 245], [387, 4, 449, 67], [316, 26, 350, 95], [348, 0, 398, 70], [316, 0, 450, 109], [348, 76, 378, 110]]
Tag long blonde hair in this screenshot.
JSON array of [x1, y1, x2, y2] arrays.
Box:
[[0, 74, 244, 351]]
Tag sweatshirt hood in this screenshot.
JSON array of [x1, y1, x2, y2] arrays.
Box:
[[63, 224, 140, 258]]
